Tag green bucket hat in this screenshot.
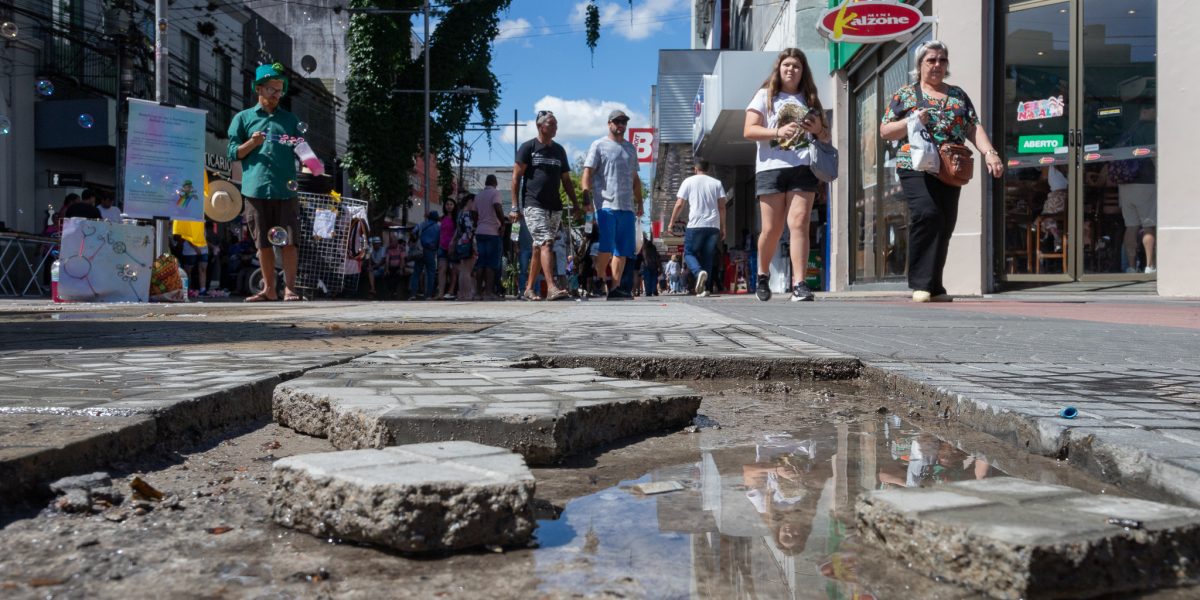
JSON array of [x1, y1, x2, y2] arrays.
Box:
[[254, 62, 288, 95]]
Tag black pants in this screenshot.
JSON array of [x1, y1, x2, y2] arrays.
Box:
[[900, 170, 961, 295]]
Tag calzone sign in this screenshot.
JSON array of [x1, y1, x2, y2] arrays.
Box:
[[817, 1, 928, 44]]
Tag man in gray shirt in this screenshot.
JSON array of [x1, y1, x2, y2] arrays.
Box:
[[582, 109, 643, 300]]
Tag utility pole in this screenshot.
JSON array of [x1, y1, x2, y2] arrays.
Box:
[[153, 0, 168, 253], [421, 0, 430, 225], [155, 0, 167, 103]]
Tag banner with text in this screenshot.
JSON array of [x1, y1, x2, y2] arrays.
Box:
[[122, 99, 207, 221]]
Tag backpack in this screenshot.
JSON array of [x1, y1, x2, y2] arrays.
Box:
[[418, 220, 440, 250]]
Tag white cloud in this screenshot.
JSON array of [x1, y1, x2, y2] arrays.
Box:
[[570, 0, 684, 41], [498, 96, 646, 147], [495, 18, 533, 44]]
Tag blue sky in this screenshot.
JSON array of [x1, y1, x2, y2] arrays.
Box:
[[464, 0, 691, 169]]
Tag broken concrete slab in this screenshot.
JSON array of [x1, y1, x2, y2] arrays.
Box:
[[270, 441, 535, 553], [273, 364, 702, 465], [856, 477, 1200, 600]]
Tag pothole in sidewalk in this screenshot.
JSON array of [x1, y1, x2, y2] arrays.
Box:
[[1, 378, 1188, 599]]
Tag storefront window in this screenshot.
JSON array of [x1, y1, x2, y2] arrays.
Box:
[[849, 28, 929, 285]]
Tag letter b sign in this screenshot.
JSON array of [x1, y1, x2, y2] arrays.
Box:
[[628, 128, 656, 163]]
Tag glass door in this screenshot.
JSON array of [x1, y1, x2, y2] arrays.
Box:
[[1078, 0, 1157, 278], [1000, 0, 1073, 279], [999, 0, 1157, 283]]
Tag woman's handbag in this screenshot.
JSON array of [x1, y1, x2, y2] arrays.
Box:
[[808, 138, 839, 182], [913, 84, 975, 187], [936, 143, 974, 187]]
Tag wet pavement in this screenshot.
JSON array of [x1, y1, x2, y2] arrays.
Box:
[[9, 378, 1174, 599]]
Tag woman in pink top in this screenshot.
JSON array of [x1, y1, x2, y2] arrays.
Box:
[[436, 197, 458, 300]]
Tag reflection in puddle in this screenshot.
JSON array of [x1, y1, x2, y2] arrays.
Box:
[[533, 415, 1003, 599]]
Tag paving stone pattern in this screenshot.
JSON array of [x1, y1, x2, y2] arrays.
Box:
[[271, 442, 536, 552], [0, 349, 355, 416], [274, 363, 702, 465], [856, 477, 1200, 599], [712, 302, 1200, 505], [361, 322, 857, 380]]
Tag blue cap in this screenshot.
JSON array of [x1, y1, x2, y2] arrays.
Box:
[[427, 210, 439, 220]]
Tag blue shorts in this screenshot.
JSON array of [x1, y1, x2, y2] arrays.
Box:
[[596, 208, 636, 258], [475, 234, 501, 271]]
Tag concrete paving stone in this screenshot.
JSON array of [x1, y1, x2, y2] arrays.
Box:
[[1156, 429, 1200, 445], [271, 441, 535, 553], [1115, 419, 1200, 430], [856, 477, 1200, 600], [273, 364, 701, 464]]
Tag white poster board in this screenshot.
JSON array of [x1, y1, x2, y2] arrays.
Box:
[[122, 99, 207, 221], [58, 218, 154, 303]]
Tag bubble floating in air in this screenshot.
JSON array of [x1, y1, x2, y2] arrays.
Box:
[[0, 22, 17, 40], [35, 80, 54, 97], [138, 174, 153, 186], [77, 113, 95, 129], [267, 226, 289, 246], [297, 122, 309, 134], [0, 115, 11, 136], [286, 180, 299, 192]]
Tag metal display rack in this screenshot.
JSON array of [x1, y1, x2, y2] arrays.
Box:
[[293, 192, 368, 298]]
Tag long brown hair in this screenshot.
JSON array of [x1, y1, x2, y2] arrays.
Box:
[[760, 48, 825, 126]]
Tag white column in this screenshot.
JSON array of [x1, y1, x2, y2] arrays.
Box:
[[933, 0, 989, 295], [1155, 0, 1197, 297]]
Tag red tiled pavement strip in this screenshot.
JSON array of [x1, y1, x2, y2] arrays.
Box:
[[925, 300, 1200, 330]]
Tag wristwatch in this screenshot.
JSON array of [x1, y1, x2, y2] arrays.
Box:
[[984, 149, 1000, 157]]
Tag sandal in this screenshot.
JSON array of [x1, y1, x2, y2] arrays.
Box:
[[283, 290, 302, 302], [547, 288, 570, 301], [244, 292, 277, 303]]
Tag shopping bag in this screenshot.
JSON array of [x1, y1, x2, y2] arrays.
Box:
[[907, 115, 939, 173]]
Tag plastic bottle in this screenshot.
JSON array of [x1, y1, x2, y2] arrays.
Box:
[[50, 259, 61, 303], [178, 267, 189, 303], [584, 212, 594, 235]]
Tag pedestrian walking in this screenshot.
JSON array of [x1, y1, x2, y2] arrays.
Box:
[[880, 40, 1004, 302], [409, 211, 440, 300], [668, 160, 726, 297], [227, 63, 303, 302], [474, 175, 506, 300], [743, 48, 830, 302], [582, 109, 643, 301], [437, 198, 458, 300], [640, 237, 660, 297], [454, 193, 478, 301], [512, 110, 580, 301]]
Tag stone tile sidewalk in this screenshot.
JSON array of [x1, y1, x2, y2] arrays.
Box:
[[710, 299, 1200, 506]]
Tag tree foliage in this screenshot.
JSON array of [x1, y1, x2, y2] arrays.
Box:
[[344, 0, 511, 218], [584, 0, 636, 62]]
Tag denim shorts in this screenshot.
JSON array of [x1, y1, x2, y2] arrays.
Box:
[[596, 208, 637, 257], [755, 165, 819, 196], [475, 234, 502, 271]]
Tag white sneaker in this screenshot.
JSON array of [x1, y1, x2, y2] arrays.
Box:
[[698, 290, 710, 298], [695, 270, 708, 295], [912, 291, 931, 303], [1145, 266, 1157, 274]]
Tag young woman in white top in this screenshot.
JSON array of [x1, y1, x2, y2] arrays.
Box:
[[743, 48, 831, 302]]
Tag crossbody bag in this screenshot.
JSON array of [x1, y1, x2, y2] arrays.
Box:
[[914, 84, 974, 187]]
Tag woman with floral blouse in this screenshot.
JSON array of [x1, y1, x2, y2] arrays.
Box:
[[880, 40, 1005, 302]]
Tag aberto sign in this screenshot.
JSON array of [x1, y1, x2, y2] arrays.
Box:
[[816, 1, 927, 44]]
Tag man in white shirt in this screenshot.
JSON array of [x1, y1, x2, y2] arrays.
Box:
[[97, 193, 122, 222], [668, 161, 726, 297]]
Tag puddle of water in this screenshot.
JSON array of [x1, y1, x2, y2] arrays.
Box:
[[532, 415, 1015, 599]]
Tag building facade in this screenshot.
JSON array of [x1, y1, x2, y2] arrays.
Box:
[[663, 0, 1191, 296], [0, 0, 344, 236]]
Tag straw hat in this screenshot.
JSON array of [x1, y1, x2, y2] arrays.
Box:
[[205, 179, 243, 223]]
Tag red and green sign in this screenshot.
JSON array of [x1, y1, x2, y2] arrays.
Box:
[[817, 1, 926, 44]]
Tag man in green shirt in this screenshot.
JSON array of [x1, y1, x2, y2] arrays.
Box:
[[227, 63, 302, 302]]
